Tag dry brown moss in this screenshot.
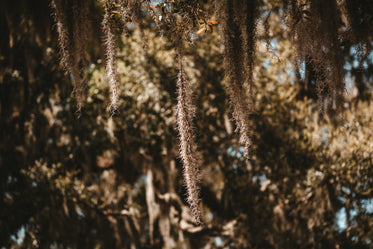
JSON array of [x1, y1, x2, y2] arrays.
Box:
[[51, 0, 88, 115], [176, 45, 202, 224], [102, 2, 120, 114], [219, 0, 258, 157], [284, 0, 345, 113]]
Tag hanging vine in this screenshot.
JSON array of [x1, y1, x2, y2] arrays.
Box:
[[51, 0, 89, 115], [219, 0, 258, 157], [284, 0, 345, 113], [102, 1, 120, 113], [176, 44, 202, 224]]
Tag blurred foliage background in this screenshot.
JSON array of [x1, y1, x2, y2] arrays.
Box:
[[1, 0, 373, 248]]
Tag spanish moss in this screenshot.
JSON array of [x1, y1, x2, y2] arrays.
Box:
[[220, 0, 257, 157], [51, 0, 88, 115], [102, 2, 119, 114], [176, 45, 202, 224], [285, 0, 345, 113], [72, 0, 89, 115]]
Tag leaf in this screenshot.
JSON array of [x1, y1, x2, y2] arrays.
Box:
[[196, 27, 206, 35], [208, 21, 218, 25]]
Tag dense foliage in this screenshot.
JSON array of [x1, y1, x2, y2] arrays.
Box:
[[0, 0, 373, 248]]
